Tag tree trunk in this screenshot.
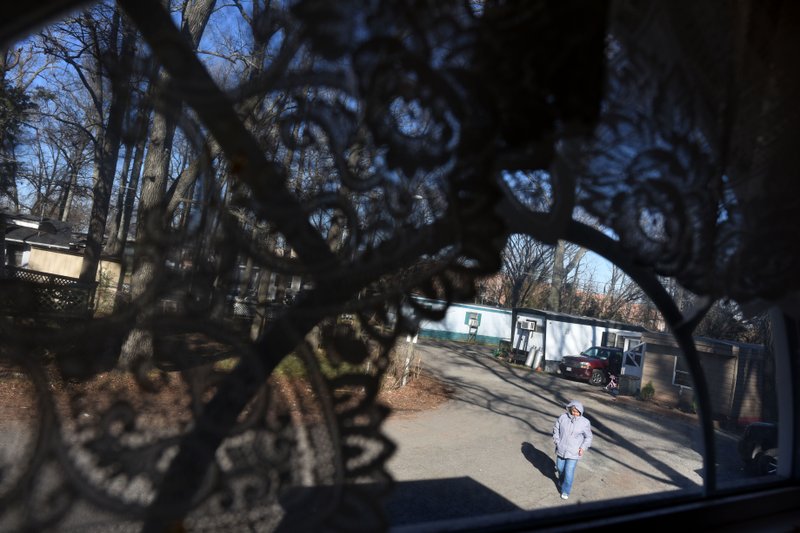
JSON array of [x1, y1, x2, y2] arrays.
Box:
[[102, 138, 135, 256], [79, 15, 136, 284], [249, 231, 277, 340], [117, 111, 150, 252], [549, 240, 565, 311], [59, 161, 78, 222], [0, 50, 21, 212], [118, 0, 216, 368]]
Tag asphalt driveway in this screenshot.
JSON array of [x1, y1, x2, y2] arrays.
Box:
[[382, 340, 746, 530]]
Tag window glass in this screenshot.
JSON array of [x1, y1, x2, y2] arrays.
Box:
[[674, 356, 693, 387], [465, 312, 481, 326], [710, 310, 780, 488], [0, 1, 794, 531]]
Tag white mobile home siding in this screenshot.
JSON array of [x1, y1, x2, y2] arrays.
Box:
[[415, 299, 512, 345], [511, 311, 546, 366], [545, 322, 641, 362], [545, 319, 598, 362], [512, 308, 644, 372]]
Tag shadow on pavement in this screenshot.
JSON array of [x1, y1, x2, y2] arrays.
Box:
[[419, 340, 712, 489], [384, 476, 521, 526], [521, 442, 559, 492]]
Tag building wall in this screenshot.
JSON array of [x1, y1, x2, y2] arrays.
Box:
[[700, 352, 736, 417], [27, 248, 123, 314], [510, 309, 644, 371], [695, 339, 741, 418], [415, 299, 770, 424], [730, 345, 774, 425], [638, 353, 669, 402], [95, 260, 122, 314], [28, 248, 83, 276], [511, 311, 545, 366], [639, 334, 703, 410], [417, 301, 512, 345], [545, 320, 599, 363], [638, 332, 768, 424], [542, 321, 642, 373]]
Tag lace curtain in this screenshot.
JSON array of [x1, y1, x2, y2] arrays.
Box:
[[0, 0, 797, 530]]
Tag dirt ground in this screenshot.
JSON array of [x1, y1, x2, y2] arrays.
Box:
[[0, 359, 454, 424], [0, 355, 690, 426], [379, 371, 455, 418]]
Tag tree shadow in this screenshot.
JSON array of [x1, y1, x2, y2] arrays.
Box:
[[521, 442, 560, 492], [417, 339, 710, 489]]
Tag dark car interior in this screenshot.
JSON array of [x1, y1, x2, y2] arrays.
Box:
[[1, 1, 798, 531]]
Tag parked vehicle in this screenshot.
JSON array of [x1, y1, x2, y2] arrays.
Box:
[[558, 346, 623, 386], [738, 422, 778, 475]]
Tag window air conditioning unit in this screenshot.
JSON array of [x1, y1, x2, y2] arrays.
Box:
[[518, 319, 537, 331]]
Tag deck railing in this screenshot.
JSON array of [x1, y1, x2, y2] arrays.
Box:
[[0, 266, 96, 318]]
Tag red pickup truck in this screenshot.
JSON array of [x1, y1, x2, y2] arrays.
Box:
[[558, 346, 623, 386]]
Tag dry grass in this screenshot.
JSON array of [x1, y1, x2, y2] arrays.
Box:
[[0, 360, 453, 425], [378, 371, 454, 418]]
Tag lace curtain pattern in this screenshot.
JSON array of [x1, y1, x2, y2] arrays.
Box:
[[0, 0, 797, 530]]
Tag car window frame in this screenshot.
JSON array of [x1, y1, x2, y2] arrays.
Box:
[[0, 2, 797, 532]]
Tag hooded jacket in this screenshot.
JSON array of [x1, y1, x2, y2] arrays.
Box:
[[553, 400, 593, 459]]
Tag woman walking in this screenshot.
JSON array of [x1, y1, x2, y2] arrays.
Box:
[[553, 400, 593, 500]]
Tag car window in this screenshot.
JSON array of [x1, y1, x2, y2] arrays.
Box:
[[0, 1, 796, 532]]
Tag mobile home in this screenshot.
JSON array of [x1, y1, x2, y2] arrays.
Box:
[[511, 307, 645, 373], [414, 297, 513, 345]]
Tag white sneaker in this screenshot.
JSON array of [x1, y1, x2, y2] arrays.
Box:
[[561, 493, 569, 500]]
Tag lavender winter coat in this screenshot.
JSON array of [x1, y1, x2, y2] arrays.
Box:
[[553, 400, 593, 459]]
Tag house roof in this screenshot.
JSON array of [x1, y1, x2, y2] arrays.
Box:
[[512, 306, 647, 332], [3, 215, 75, 250], [0, 209, 41, 229], [412, 295, 512, 314]]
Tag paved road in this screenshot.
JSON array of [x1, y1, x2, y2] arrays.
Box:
[[383, 340, 746, 530], [1, 340, 748, 531]]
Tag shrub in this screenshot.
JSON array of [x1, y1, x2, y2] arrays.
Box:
[[640, 381, 655, 401]]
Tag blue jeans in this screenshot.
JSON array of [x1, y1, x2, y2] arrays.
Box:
[[556, 456, 578, 496]]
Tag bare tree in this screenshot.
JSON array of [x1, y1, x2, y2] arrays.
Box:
[[501, 234, 553, 308], [54, 127, 92, 225], [37, 6, 138, 283], [695, 299, 750, 341], [13, 99, 93, 224], [104, 89, 153, 260], [118, 0, 217, 368], [596, 264, 645, 321], [0, 46, 41, 211], [80, 10, 136, 283], [19, 129, 66, 218], [547, 239, 587, 311]]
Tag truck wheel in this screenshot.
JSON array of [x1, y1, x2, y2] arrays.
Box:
[[590, 370, 605, 386]]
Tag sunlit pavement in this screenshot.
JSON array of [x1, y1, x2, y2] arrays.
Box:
[[383, 340, 748, 527]]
